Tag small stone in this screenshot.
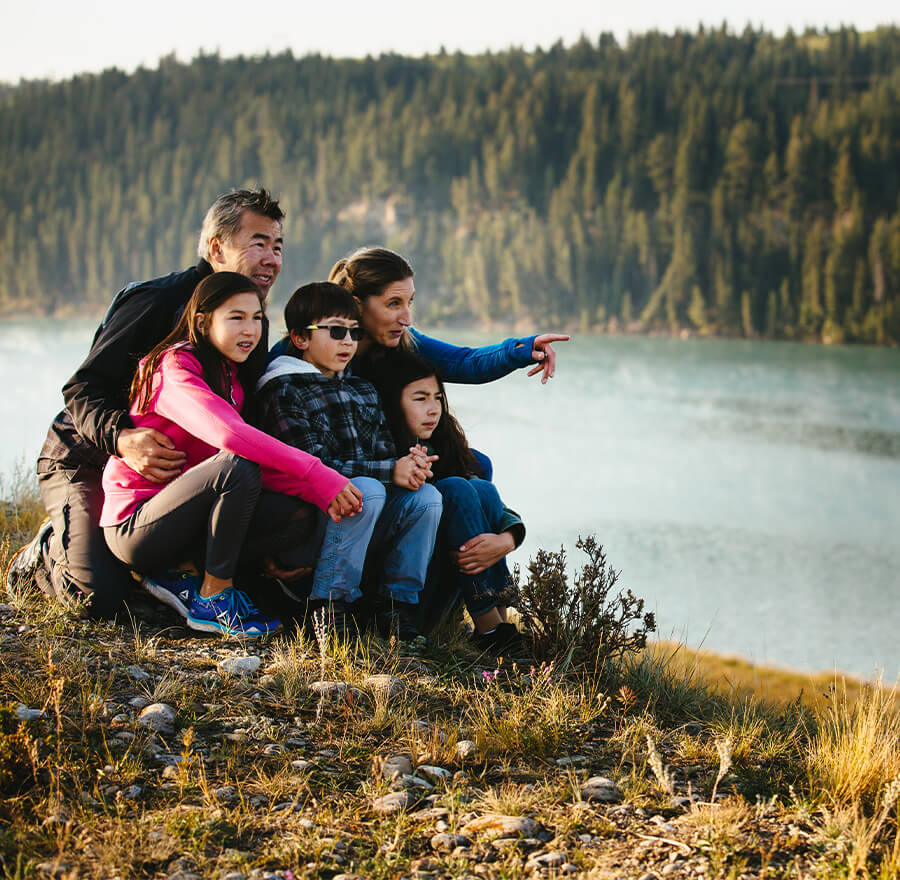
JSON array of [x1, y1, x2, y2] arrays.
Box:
[[411, 719, 430, 733], [111, 713, 131, 723], [220, 873, 248, 880], [580, 776, 624, 803], [259, 674, 277, 688], [391, 773, 434, 791], [14, 704, 45, 721], [291, 759, 312, 771], [555, 755, 588, 766], [365, 673, 405, 699], [36, 862, 70, 878], [461, 814, 542, 840], [430, 833, 470, 852], [377, 753, 414, 779], [137, 703, 176, 735], [262, 743, 285, 756], [637, 873, 658, 880], [526, 851, 567, 869], [167, 874, 202, 880], [162, 765, 180, 780], [298, 818, 315, 829], [561, 864, 578, 875], [128, 696, 150, 710], [671, 796, 692, 809], [311, 680, 349, 699], [414, 807, 450, 822], [126, 665, 151, 681], [122, 785, 143, 799], [218, 655, 262, 676], [416, 764, 452, 783], [373, 791, 414, 814], [214, 786, 236, 801], [456, 739, 477, 761]]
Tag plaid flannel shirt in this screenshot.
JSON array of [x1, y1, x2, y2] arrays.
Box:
[[256, 359, 397, 484]]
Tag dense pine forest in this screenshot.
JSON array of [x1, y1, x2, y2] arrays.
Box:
[[2, 26, 900, 343]]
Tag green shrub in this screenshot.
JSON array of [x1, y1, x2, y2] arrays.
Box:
[[515, 535, 656, 672]]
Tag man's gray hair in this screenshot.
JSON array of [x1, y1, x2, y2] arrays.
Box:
[[197, 188, 285, 260]]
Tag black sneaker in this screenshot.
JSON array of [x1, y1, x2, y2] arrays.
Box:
[[471, 622, 526, 655], [5, 518, 53, 591], [376, 601, 424, 643], [306, 599, 358, 645]]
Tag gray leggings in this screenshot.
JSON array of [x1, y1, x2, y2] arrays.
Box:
[[104, 452, 324, 579]]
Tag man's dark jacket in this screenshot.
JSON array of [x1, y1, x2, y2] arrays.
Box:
[[38, 260, 269, 474]]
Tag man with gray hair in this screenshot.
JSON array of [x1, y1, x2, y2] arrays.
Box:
[[10, 188, 296, 618]]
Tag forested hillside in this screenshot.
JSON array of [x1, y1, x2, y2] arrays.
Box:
[[2, 26, 900, 343]]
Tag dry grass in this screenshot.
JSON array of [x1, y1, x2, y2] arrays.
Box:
[[2, 487, 900, 878]]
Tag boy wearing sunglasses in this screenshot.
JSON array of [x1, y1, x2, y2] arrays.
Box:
[[255, 282, 441, 642]]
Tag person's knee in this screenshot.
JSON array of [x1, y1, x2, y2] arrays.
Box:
[[219, 453, 261, 490], [435, 476, 475, 507], [409, 483, 443, 523], [352, 477, 387, 516]]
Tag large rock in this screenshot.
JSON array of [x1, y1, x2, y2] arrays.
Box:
[[430, 832, 470, 852], [580, 776, 624, 803], [456, 739, 477, 761], [375, 753, 413, 780], [372, 791, 415, 814], [218, 655, 261, 676], [137, 703, 176, 735], [461, 814, 542, 840], [365, 674, 405, 700]]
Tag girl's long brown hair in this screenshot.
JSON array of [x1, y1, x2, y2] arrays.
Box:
[[371, 352, 477, 480], [130, 272, 264, 412]]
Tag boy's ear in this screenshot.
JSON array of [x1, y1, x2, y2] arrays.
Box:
[[289, 328, 309, 351]]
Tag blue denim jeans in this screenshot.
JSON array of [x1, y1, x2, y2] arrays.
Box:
[[310, 476, 442, 605], [432, 476, 513, 617]]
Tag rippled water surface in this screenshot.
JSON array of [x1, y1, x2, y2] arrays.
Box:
[[3, 322, 899, 678]]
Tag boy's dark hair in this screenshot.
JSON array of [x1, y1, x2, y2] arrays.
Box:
[[283, 282, 361, 342]]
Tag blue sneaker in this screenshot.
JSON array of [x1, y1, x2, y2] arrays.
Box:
[[141, 569, 200, 619], [186, 587, 281, 637]]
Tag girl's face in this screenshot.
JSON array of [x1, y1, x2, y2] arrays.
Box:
[[357, 278, 414, 348], [400, 375, 443, 440], [201, 291, 263, 363]]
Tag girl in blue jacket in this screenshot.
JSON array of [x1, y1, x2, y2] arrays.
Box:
[[375, 351, 527, 654]]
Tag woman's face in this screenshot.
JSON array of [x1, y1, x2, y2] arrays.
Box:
[[201, 291, 262, 363], [400, 375, 443, 441], [357, 277, 414, 348]]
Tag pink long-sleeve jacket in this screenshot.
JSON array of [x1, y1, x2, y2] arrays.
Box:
[[100, 345, 348, 526]]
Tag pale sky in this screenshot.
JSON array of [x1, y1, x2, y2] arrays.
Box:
[[3, 0, 896, 83]]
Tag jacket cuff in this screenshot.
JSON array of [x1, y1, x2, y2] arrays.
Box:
[[107, 412, 134, 458], [498, 506, 526, 547], [510, 335, 539, 368]]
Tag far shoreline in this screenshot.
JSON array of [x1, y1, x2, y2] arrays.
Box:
[[1, 306, 896, 350]]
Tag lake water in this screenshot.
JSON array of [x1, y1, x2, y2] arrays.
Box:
[[3, 319, 899, 680]]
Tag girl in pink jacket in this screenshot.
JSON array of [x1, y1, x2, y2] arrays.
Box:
[[101, 272, 362, 636]]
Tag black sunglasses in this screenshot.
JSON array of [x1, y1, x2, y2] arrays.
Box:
[[306, 324, 364, 341]]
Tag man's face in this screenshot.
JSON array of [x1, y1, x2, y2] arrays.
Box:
[[209, 211, 283, 296]]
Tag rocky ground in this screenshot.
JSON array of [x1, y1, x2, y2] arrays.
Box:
[[2, 574, 881, 880]]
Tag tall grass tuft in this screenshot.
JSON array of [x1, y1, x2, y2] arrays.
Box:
[[808, 677, 900, 811]]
